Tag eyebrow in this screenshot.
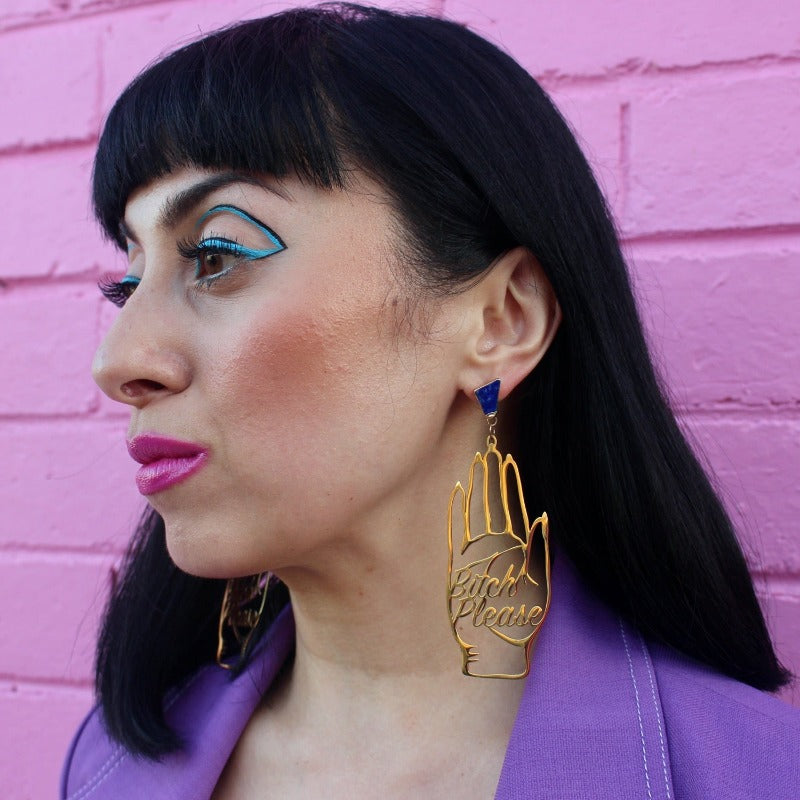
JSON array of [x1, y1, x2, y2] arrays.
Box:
[[119, 172, 290, 243]]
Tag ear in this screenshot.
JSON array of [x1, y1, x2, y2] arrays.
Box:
[[458, 247, 561, 400]]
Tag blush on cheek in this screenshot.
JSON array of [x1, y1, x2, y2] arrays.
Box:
[[210, 290, 401, 546], [218, 288, 387, 454]]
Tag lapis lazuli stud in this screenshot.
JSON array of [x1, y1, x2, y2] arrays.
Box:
[[474, 379, 501, 416]]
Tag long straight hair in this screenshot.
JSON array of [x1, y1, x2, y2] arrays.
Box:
[[92, 3, 790, 757]]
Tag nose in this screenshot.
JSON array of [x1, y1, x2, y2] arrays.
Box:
[[92, 292, 191, 409]]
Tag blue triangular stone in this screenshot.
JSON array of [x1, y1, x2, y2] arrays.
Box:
[[474, 379, 501, 415]]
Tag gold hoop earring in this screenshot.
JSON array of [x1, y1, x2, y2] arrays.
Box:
[[446, 379, 551, 678], [216, 572, 270, 669]]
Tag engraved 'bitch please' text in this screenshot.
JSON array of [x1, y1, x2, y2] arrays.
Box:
[[449, 562, 544, 628]]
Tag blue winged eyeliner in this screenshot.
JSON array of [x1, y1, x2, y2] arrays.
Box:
[[197, 204, 285, 255], [98, 204, 285, 308]]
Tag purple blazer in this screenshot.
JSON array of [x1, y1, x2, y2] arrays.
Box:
[[61, 556, 800, 799]]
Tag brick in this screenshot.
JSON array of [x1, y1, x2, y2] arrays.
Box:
[[0, 421, 142, 551], [444, 0, 800, 77], [0, 555, 115, 681], [629, 243, 800, 406], [99, 0, 296, 110], [0, 284, 99, 414], [548, 88, 623, 216], [679, 417, 800, 574], [626, 75, 800, 234], [0, 21, 99, 149], [0, 683, 93, 800], [0, 0, 69, 30], [0, 148, 120, 279], [76, 0, 164, 10]]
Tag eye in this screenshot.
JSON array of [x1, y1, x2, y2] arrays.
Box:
[[185, 238, 241, 282], [98, 275, 141, 308], [177, 236, 281, 287], [182, 205, 286, 288]]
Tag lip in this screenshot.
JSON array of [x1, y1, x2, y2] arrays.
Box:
[[127, 434, 209, 495]]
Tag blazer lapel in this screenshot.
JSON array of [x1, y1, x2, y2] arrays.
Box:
[[495, 555, 675, 800]]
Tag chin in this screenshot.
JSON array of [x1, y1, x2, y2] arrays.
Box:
[[163, 524, 237, 579], [165, 544, 220, 579], [163, 515, 280, 580]]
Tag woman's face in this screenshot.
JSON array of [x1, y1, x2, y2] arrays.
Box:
[[93, 168, 468, 577]]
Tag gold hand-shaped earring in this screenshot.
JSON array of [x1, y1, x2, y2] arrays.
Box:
[[446, 379, 551, 678], [216, 572, 270, 669]]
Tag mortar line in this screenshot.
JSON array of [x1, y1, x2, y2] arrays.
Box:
[[0, 675, 94, 692]]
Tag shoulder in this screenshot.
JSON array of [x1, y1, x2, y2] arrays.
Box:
[[59, 702, 113, 800], [59, 661, 219, 799], [60, 606, 295, 800], [503, 555, 798, 799], [649, 641, 800, 799]]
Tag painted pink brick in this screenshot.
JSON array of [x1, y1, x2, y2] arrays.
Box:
[[0, 0, 68, 30], [0, 421, 142, 551], [0, 22, 99, 150], [626, 74, 800, 234], [76, 0, 168, 9], [548, 88, 622, 214], [444, 0, 800, 77], [681, 417, 800, 574], [0, 148, 118, 279], [99, 0, 220, 105], [0, 286, 99, 415], [0, 555, 114, 681], [0, 684, 93, 800], [630, 242, 800, 406]]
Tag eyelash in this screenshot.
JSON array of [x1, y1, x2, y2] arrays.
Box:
[[98, 276, 139, 308], [177, 235, 250, 287], [98, 236, 259, 308]]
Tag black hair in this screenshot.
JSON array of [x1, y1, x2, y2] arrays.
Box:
[[92, 3, 790, 758]]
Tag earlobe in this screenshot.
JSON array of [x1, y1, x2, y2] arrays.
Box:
[[459, 247, 561, 399]]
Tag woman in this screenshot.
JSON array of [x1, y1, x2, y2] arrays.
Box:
[[61, 4, 799, 798]]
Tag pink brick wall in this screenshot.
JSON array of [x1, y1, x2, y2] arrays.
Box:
[[1, 1, 798, 796]]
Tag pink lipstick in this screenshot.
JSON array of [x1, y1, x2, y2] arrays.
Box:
[[127, 434, 209, 495]]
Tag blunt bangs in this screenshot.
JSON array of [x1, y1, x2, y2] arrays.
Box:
[[93, 9, 349, 246]]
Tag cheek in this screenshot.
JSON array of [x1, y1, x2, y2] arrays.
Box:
[[209, 286, 394, 467]]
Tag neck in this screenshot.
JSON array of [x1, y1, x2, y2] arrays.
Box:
[[268, 419, 531, 735]]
